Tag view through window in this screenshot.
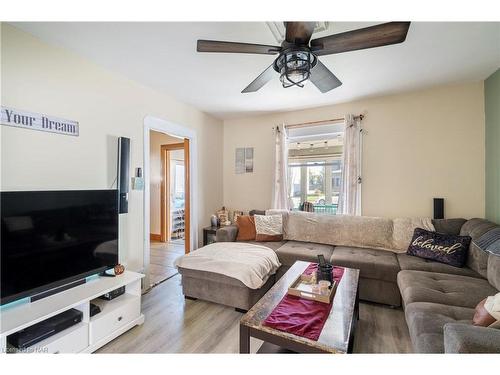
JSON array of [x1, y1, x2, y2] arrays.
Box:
[[287, 123, 344, 215]]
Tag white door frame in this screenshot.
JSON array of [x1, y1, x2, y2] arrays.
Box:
[[143, 115, 198, 288]]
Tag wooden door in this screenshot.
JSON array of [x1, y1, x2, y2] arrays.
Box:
[[183, 138, 190, 254]]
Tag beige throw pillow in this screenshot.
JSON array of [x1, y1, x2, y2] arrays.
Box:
[[484, 292, 500, 329], [254, 214, 283, 242], [473, 298, 497, 327]]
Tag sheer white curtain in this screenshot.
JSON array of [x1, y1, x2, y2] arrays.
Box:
[[271, 124, 290, 210], [338, 114, 362, 215]]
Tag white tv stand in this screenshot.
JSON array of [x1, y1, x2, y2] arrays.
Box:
[[0, 271, 144, 353]]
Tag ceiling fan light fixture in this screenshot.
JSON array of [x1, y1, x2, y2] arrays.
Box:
[[274, 49, 317, 89], [197, 22, 410, 93]]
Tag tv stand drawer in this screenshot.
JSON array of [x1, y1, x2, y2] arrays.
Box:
[[43, 323, 88, 354], [9, 323, 88, 354], [89, 295, 140, 345]]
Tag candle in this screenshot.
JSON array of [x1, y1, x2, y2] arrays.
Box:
[[318, 280, 331, 295]]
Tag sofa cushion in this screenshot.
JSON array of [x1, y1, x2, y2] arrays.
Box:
[[432, 218, 467, 235], [444, 323, 500, 353], [468, 242, 490, 278], [397, 253, 480, 278], [405, 302, 474, 353], [474, 228, 500, 281], [397, 270, 497, 309], [330, 246, 400, 283], [488, 254, 500, 291], [461, 218, 499, 277], [460, 218, 499, 239], [275, 241, 334, 267], [216, 225, 238, 242], [281, 211, 396, 251]]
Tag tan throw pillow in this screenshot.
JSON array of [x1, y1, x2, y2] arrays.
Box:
[[236, 215, 256, 241], [254, 214, 283, 242], [473, 298, 497, 327], [484, 292, 500, 328], [473, 293, 500, 328]]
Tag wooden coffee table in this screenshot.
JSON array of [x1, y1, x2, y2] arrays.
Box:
[[240, 260, 360, 354]]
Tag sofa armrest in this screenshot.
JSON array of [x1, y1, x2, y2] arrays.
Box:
[[444, 323, 500, 353], [216, 225, 238, 242]]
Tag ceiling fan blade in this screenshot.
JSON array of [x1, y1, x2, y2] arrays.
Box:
[[284, 22, 316, 44], [309, 60, 342, 93], [310, 22, 411, 56], [241, 64, 276, 93], [197, 40, 281, 55]]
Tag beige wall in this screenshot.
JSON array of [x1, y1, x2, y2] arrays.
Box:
[[1, 24, 224, 271], [223, 82, 485, 219], [149, 131, 184, 236]]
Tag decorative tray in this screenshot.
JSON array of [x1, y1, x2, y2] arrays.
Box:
[[287, 274, 337, 304]]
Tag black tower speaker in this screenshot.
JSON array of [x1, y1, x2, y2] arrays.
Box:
[[433, 198, 444, 220], [118, 137, 130, 214]]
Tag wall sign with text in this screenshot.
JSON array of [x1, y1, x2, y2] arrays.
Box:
[[1, 106, 79, 136]]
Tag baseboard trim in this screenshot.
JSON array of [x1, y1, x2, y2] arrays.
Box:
[[150, 233, 161, 242]]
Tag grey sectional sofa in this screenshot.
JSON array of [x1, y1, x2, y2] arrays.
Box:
[[212, 212, 500, 353], [398, 219, 500, 353]]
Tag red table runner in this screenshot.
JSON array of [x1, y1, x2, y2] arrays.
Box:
[[262, 263, 344, 341]]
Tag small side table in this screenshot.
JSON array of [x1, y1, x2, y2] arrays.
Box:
[[203, 226, 219, 246]]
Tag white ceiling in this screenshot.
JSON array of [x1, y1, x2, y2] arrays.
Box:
[[12, 22, 500, 120]]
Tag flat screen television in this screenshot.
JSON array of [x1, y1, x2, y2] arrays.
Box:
[[1, 190, 119, 305]]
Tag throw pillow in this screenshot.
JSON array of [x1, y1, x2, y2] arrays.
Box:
[[473, 298, 497, 327], [407, 228, 471, 267], [236, 215, 256, 241], [473, 293, 500, 329], [254, 214, 283, 242]]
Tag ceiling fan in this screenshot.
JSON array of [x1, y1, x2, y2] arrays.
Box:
[[197, 22, 411, 93]]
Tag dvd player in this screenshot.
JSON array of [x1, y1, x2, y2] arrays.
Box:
[[8, 308, 83, 349], [100, 286, 125, 301]]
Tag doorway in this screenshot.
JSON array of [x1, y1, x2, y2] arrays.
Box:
[[143, 116, 198, 292], [148, 130, 191, 288], [160, 142, 189, 245]]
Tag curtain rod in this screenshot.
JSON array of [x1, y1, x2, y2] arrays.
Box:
[[284, 114, 364, 130]]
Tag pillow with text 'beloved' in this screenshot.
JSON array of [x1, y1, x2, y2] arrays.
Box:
[[407, 227, 471, 267]]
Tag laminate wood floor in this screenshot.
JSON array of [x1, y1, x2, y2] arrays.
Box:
[[97, 274, 413, 354], [149, 241, 184, 287]]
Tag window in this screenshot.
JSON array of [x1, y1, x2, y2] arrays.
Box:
[[288, 158, 342, 214], [287, 124, 344, 214]]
